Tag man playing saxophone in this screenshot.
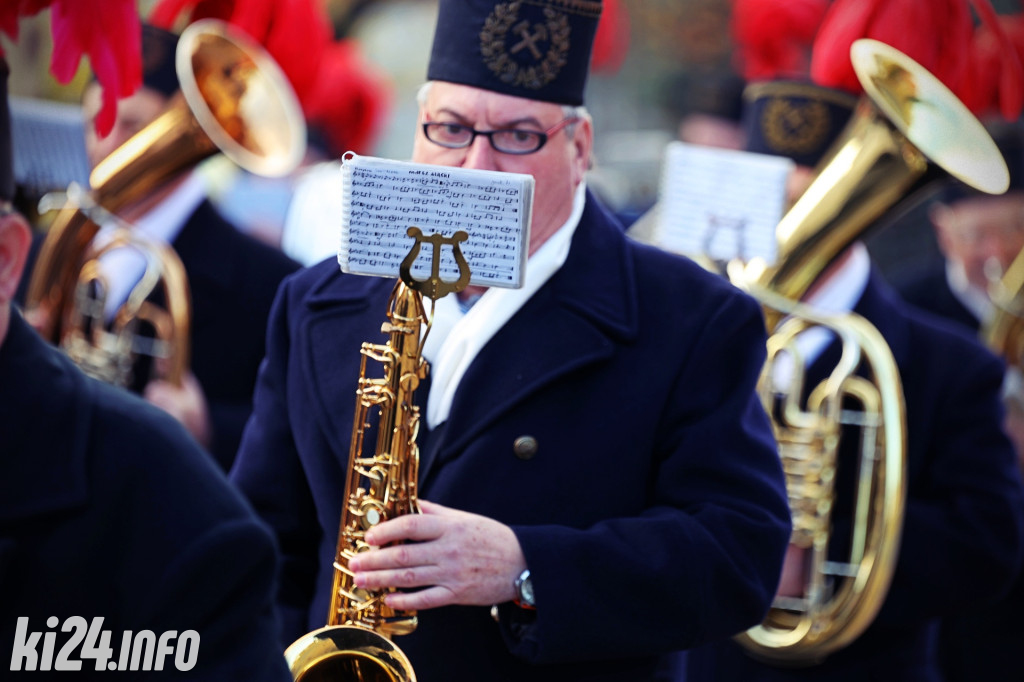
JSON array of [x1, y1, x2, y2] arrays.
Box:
[[230, 1, 793, 680]]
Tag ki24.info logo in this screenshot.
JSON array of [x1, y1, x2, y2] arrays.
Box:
[[10, 617, 199, 672]]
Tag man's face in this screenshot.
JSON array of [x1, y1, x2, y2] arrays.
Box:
[[412, 81, 591, 256], [932, 193, 1024, 291], [82, 83, 168, 170]]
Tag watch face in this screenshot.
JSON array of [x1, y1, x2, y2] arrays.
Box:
[[521, 577, 535, 604]]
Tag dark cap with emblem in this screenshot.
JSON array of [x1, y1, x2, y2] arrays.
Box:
[[427, 0, 603, 106], [89, 23, 179, 97], [742, 80, 857, 168], [139, 23, 180, 97]]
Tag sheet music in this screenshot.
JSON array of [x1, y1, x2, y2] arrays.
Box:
[[339, 153, 534, 289], [655, 141, 794, 264]]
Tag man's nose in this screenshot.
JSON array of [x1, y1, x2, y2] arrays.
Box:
[[462, 134, 497, 170]]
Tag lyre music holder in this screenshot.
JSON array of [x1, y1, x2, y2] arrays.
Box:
[[399, 227, 472, 301]]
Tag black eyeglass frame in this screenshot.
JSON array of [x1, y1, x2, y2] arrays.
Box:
[[421, 117, 580, 155]]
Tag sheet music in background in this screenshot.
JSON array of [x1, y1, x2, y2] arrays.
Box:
[[9, 97, 92, 195], [654, 141, 794, 264], [338, 153, 534, 289]]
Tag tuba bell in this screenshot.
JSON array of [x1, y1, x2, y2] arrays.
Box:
[[23, 18, 305, 387], [730, 38, 1010, 663]]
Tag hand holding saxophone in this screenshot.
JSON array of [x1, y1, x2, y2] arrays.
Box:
[[348, 499, 527, 611]]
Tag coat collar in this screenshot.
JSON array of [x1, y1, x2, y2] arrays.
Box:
[[0, 310, 91, 521], [421, 190, 638, 474], [297, 190, 639, 475]]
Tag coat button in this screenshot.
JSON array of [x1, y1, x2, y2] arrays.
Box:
[[513, 435, 538, 460]]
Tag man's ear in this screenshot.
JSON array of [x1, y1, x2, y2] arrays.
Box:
[[0, 212, 31, 305], [571, 115, 594, 181]]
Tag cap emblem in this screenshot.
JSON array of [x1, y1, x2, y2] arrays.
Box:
[[480, 2, 571, 91]]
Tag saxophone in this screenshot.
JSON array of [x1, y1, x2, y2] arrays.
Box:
[[285, 229, 470, 682]]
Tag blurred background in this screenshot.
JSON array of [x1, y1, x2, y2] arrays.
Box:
[[4, 0, 1023, 272]]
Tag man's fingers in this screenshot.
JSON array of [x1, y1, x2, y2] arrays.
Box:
[[382, 585, 455, 611], [364, 511, 442, 546]]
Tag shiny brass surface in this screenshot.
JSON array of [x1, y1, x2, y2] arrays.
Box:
[[286, 233, 473, 681], [23, 18, 305, 386], [62, 229, 191, 388], [285, 281, 425, 682], [735, 39, 1010, 330], [734, 290, 906, 663], [732, 39, 1008, 663]]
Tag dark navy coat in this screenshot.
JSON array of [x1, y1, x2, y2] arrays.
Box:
[[891, 257, 980, 333], [687, 268, 1024, 681], [891, 257, 1024, 681], [231, 190, 793, 682], [171, 199, 301, 469], [0, 309, 291, 680], [13, 199, 300, 471]]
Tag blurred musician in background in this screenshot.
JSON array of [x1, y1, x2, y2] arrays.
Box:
[[71, 23, 301, 470], [230, 0, 793, 680], [684, 1, 1024, 680], [893, 124, 1024, 339], [891, 114, 1024, 682], [0, 50, 291, 680]]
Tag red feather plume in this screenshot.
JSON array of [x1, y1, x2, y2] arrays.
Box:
[[148, 0, 391, 156], [730, 0, 829, 81], [0, 0, 142, 138]]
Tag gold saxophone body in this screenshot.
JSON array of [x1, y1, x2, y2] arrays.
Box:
[[23, 18, 305, 388], [286, 229, 471, 681], [731, 39, 1010, 663]]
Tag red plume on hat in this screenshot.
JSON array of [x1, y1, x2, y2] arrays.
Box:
[[730, 0, 830, 81], [809, 0, 1024, 120], [960, 1, 1024, 120], [149, 0, 391, 156], [591, 0, 630, 75], [0, 0, 142, 138]]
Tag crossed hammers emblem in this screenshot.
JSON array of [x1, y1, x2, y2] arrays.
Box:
[[510, 20, 547, 59]]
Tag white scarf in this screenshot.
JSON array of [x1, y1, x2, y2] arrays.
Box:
[[771, 242, 871, 389], [423, 182, 587, 429], [96, 171, 206, 320]]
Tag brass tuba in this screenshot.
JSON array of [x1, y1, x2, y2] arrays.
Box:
[[285, 230, 471, 682], [23, 18, 305, 387], [730, 39, 1010, 663]]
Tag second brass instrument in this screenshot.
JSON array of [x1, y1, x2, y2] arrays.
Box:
[[731, 38, 1011, 663], [24, 18, 305, 388]]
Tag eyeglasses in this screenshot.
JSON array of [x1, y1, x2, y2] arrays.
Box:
[[421, 117, 579, 155]]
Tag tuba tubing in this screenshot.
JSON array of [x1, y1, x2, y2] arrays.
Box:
[[731, 39, 1011, 663]]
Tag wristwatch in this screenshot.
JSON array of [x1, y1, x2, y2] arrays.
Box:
[[514, 568, 536, 609]]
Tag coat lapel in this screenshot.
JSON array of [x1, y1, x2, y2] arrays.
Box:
[[300, 267, 395, 467], [423, 193, 639, 474], [297, 192, 639, 483]]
